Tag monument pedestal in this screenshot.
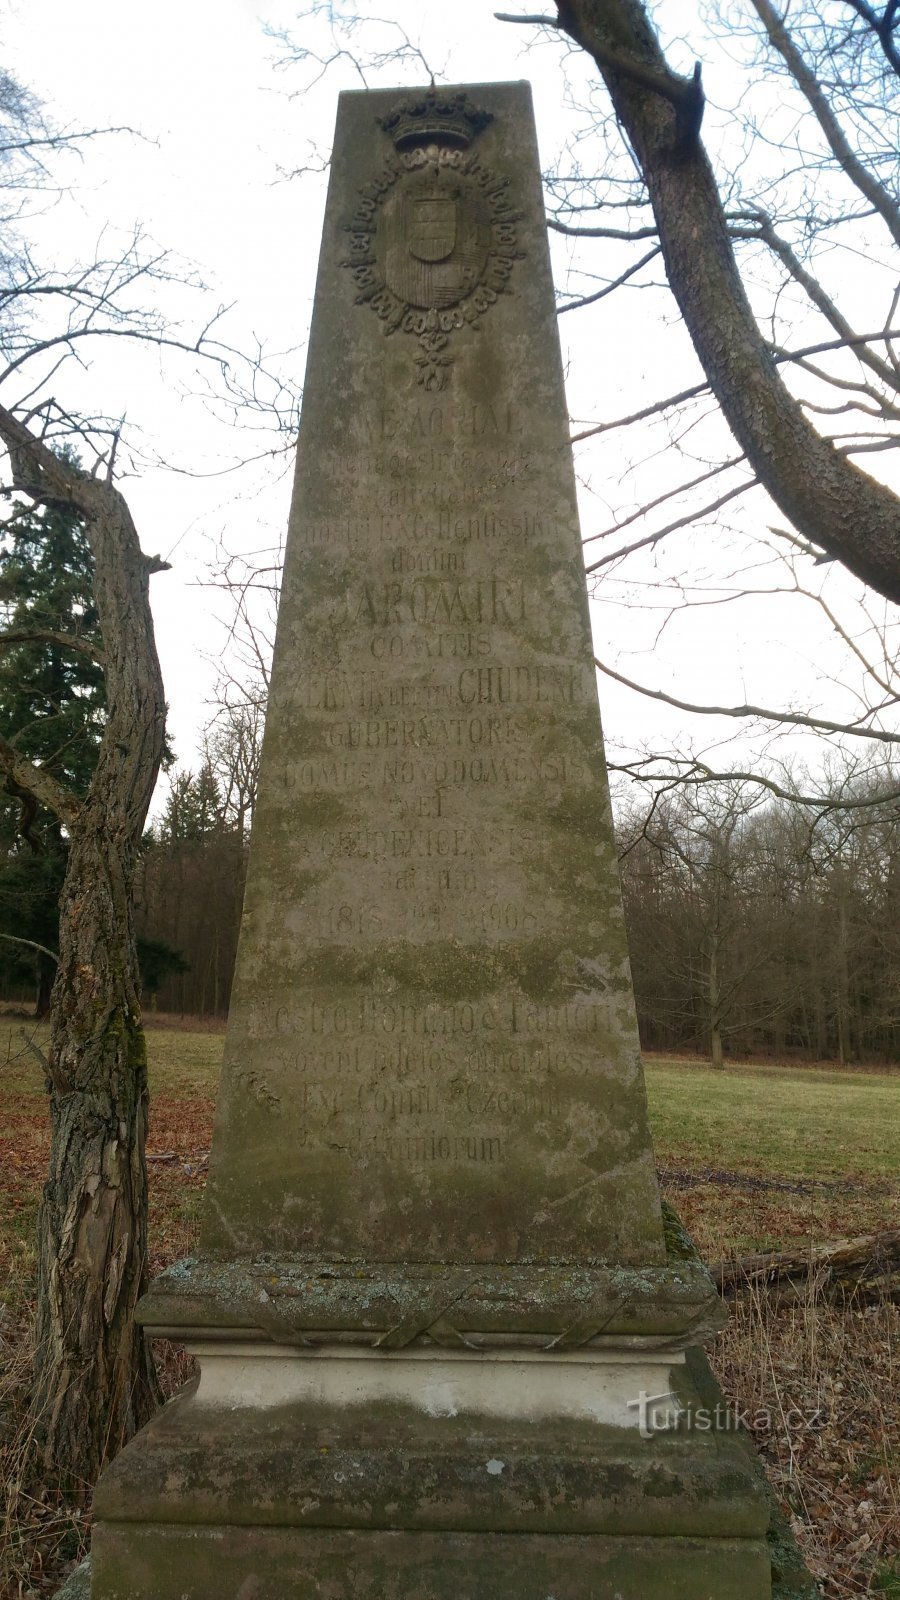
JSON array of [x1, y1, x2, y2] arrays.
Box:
[[90, 80, 773, 1597], [91, 1252, 771, 1598], [93, 1530, 769, 1600], [93, 1338, 769, 1598]]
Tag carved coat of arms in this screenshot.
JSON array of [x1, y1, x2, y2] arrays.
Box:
[[407, 193, 457, 263], [344, 90, 522, 390]]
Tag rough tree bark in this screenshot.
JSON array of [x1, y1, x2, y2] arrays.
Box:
[[0, 407, 167, 1491], [528, 0, 900, 604]]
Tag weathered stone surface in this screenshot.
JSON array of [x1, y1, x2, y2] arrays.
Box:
[[199, 79, 664, 1270], [88, 82, 780, 1600], [684, 1346, 822, 1599], [94, 1376, 770, 1538], [92, 1525, 772, 1600], [82, 1348, 822, 1600], [136, 1253, 725, 1343], [53, 1560, 91, 1600]]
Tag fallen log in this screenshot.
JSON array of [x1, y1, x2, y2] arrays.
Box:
[[711, 1229, 900, 1304]]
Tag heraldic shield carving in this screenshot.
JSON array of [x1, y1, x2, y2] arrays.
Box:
[[343, 90, 522, 390]]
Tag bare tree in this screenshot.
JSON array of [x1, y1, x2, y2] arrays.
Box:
[[267, 5, 899, 814], [492, 0, 900, 812], [134, 699, 265, 1020], [618, 760, 900, 1063], [0, 411, 166, 1488], [0, 67, 291, 1487], [619, 783, 781, 1065]]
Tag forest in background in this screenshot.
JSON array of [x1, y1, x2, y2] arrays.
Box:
[[131, 759, 900, 1065], [7, 723, 897, 1067]]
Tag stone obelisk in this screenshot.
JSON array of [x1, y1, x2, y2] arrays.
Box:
[[90, 82, 771, 1599]]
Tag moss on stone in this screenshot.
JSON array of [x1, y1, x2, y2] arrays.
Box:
[[660, 1198, 701, 1264], [767, 1495, 823, 1598], [52, 1557, 91, 1599]]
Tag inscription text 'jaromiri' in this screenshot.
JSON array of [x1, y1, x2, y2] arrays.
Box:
[[348, 577, 526, 628]]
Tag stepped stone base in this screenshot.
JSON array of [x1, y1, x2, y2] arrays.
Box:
[[92, 1525, 770, 1600], [90, 1339, 773, 1600], [58, 1347, 821, 1600]]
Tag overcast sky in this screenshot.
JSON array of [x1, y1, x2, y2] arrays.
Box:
[[5, 0, 898, 806]]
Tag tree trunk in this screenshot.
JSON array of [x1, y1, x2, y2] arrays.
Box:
[[835, 886, 851, 1066], [0, 410, 168, 1490], [35, 954, 54, 1018], [708, 931, 725, 1068], [32, 819, 159, 1490], [712, 1229, 900, 1304], [34, 488, 166, 1489]]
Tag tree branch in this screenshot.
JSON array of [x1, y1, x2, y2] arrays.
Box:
[[555, 0, 900, 603], [608, 755, 900, 810], [749, 0, 900, 248], [557, 245, 662, 312], [0, 734, 80, 826], [570, 381, 710, 443], [0, 627, 105, 666], [495, 11, 559, 23], [547, 216, 659, 240], [594, 656, 900, 742], [732, 214, 900, 400], [0, 400, 98, 513], [583, 478, 755, 572], [0, 933, 58, 964], [570, 329, 900, 447], [582, 455, 745, 547], [543, 5, 706, 150]]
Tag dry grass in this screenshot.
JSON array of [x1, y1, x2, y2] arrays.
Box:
[[713, 1283, 898, 1598], [0, 1311, 90, 1598], [0, 1024, 897, 1596]]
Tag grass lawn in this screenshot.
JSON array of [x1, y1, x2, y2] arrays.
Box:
[[642, 1051, 899, 1259], [644, 1052, 899, 1182]]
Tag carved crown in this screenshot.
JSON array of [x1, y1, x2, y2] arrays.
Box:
[[379, 89, 493, 151]]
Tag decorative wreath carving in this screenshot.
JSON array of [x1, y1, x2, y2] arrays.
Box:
[[343, 90, 522, 391]]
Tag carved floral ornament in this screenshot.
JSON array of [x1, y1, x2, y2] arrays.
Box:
[[343, 90, 523, 391]]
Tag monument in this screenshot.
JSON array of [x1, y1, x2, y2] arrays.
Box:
[[90, 82, 772, 1598]]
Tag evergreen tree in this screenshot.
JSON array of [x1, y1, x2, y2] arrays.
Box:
[[157, 762, 223, 845], [0, 483, 105, 1011]]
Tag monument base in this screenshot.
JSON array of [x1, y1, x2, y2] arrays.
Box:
[[91, 1339, 772, 1600], [92, 1525, 770, 1600]]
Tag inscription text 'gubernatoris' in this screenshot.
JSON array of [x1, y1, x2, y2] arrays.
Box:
[[343, 89, 521, 391]]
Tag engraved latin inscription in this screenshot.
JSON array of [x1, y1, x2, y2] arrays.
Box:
[[201, 83, 661, 1265], [237, 990, 620, 1163], [349, 577, 527, 627]]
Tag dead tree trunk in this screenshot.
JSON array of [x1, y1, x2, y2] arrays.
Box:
[[712, 1229, 900, 1304], [0, 407, 168, 1491]]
